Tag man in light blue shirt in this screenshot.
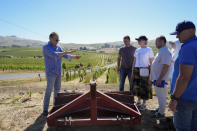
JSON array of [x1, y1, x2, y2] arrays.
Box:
[[169, 21, 197, 131], [43, 32, 81, 116]]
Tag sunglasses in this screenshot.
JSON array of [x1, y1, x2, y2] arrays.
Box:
[[53, 37, 60, 42]]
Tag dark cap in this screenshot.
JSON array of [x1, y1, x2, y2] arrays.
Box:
[[135, 35, 148, 41], [169, 41, 175, 44], [170, 21, 196, 35]]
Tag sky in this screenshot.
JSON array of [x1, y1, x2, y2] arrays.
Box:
[[0, 0, 197, 44]]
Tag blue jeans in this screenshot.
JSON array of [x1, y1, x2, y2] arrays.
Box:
[[43, 72, 61, 111], [119, 67, 133, 91], [173, 99, 197, 131]]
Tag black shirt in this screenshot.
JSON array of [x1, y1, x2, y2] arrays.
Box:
[[119, 45, 136, 69]]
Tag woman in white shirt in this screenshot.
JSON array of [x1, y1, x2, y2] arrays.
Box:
[[132, 36, 154, 110]]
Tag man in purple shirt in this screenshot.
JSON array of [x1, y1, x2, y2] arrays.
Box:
[[117, 36, 136, 92], [43, 32, 81, 116]]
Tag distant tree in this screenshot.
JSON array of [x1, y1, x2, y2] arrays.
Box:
[[62, 63, 66, 76], [83, 68, 87, 76], [106, 73, 109, 83], [102, 43, 110, 48], [62, 63, 66, 70], [38, 73, 41, 81], [66, 71, 69, 81], [80, 63, 83, 67], [69, 70, 72, 80], [79, 46, 87, 50], [75, 64, 80, 69], [87, 63, 91, 68], [93, 72, 97, 81]]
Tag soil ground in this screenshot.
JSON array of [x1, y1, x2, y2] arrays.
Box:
[[0, 75, 174, 131]]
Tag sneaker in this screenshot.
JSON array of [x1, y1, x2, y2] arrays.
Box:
[[139, 104, 146, 111], [136, 101, 141, 107], [152, 112, 165, 119], [42, 110, 48, 116], [150, 108, 159, 114]]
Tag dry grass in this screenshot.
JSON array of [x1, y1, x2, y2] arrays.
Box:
[[0, 75, 173, 131]]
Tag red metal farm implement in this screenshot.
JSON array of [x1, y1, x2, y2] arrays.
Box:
[[47, 82, 141, 131]]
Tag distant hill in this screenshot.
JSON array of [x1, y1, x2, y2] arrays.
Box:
[[0, 35, 156, 49], [61, 40, 157, 49], [61, 41, 125, 50], [0, 36, 45, 47]]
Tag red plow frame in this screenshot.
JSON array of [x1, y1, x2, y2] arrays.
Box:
[[47, 82, 141, 130]]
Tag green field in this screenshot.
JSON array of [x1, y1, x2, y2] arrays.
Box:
[[0, 48, 43, 57], [0, 47, 117, 71], [150, 46, 158, 55]]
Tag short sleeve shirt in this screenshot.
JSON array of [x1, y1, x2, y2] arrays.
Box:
[[119, 45, 136, 69], [170, 37, 197, 101], [150, 46, 172, 81], [134, 47, 154, 67]]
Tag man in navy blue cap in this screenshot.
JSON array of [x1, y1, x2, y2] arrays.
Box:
[[169, 21, 197, 131]]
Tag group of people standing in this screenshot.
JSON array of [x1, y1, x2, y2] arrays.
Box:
[[118, 20, 197, 130], [118, 34, 171, 118], [42, 20, 197, 131]]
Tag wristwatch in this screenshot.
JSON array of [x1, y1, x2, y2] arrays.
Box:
[[170, 94, 179, 101]]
